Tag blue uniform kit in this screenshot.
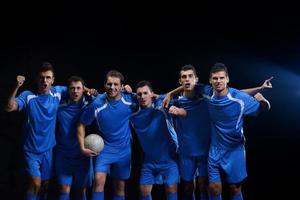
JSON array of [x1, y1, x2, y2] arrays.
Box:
[[207, 87, 261, 184], [130, 95, 179, 185], [172, 94, 211, 181], [16, 86, 67, 179], [79, 92, 136, 179], [55, 96, 93, 189]]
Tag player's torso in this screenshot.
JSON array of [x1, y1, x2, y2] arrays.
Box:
[[208, 88, 246, 148], [175, 96, 211, 156], [56, 102, 85, 153], [131, 108, 175, 161], [94, 94, 135, 147]]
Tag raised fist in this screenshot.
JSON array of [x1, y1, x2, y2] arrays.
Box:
[[16, 75, 25, 87]]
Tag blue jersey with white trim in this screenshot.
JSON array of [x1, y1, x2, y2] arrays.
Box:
[[16, 86, 67, 153], [79, 92, 136, 150], [56, 95, 92, 157], [207, 87, 261, 149], [130, 95, 178, 162], [173, 94, 211, 157]]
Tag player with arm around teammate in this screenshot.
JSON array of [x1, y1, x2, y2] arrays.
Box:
[[164, 65, 211, 200], [206, 63, 271, 200], [55, 75, 97, 200], [77, 70, 137, 200], [129, 80, 182, 200], [5, 62, 67, 200]]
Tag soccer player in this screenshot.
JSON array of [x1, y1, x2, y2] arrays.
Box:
[[206, 63, 271, 200], [165, 65, 211, 200], [77, 70, 136, 200], [55, 76, 96, 200], [5, 62, 67, 200], [129, 80, 182, 200], [174, 65, 210, 200]]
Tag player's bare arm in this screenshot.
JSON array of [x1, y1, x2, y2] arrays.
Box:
[[77, 122, 98, 157], [5, 75, 25, 112], [163, 86, 184, 108], [242, 76, 273, 95], [254, 92, 271, 111]]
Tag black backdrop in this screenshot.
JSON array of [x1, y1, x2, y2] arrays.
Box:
[[0, 3, 299, 199]]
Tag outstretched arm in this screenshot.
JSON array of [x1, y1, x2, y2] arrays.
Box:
[[242, 76, 273, 95], [77, 122, 98, 157], [5, 75, 25, 112], [162, 86, 184, 108]]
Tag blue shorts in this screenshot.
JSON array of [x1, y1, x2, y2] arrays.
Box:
[[94, 145, 131, 180], [208, 144, 247, 184], [55, 150, 93, 189], [23, 149, 53, 180], [179, 155, 208, 181], [140, 160, 179, 186]]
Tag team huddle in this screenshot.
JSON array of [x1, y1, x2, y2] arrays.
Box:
[[6, 62, 272, 200]]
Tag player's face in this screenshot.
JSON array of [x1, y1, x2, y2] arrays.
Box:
[[179, 69, 198, 91], [105, 76, 122, 100], [136, 85, 153, 108], [209, 71, 229, 94], [37, 70, 54, 94], [69, 81, 84, 102]]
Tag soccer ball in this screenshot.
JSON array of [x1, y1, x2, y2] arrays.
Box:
[[84, 134, 104, 153]]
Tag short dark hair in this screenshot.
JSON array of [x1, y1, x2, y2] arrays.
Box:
[[209, 62, 229, 77], [135, 80, 153, 92], [38, 61, 55, 76], [105, 70, 124, 84], [179, 64, 197, 77], [67, 75, 85, 87]]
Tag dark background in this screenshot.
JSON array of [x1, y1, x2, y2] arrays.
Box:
[[0, 2, 299, 199]]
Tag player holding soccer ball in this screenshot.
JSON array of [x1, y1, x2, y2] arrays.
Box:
[[84, 134, 104, 154], [77, 70, 137, 200]]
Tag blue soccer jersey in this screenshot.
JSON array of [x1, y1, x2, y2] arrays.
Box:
[[79, 92, 136, 151], [55, 95, 93, 188], [16, 86, 67, 153], [173, 95, 211, 157], [194, 85, 264, 183], [130, 95, 178, 162], [207, 87, 261, 149], [56, 96, 92, 157]]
